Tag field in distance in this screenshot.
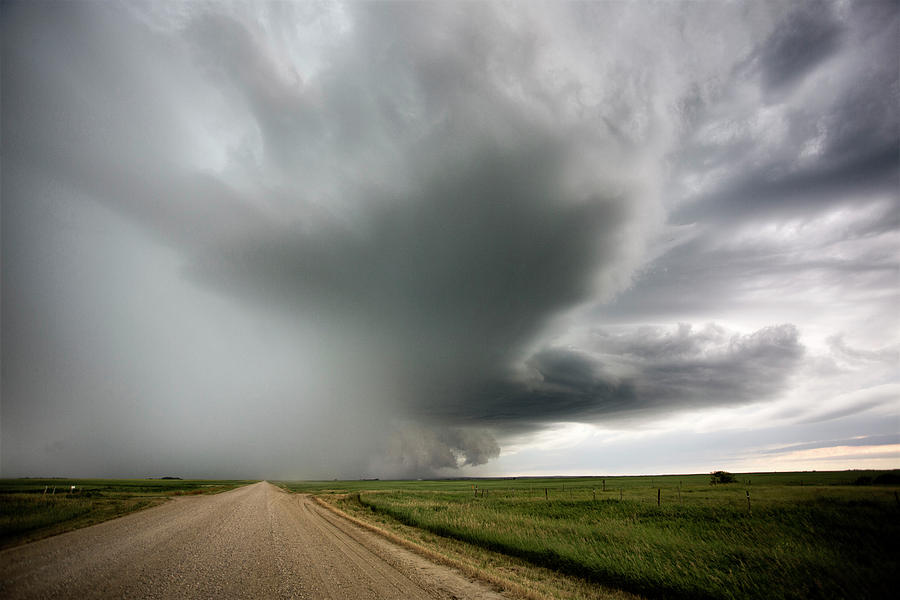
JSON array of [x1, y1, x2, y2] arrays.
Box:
[[279, 470, 900, 600], [0, 478, 255, 549]]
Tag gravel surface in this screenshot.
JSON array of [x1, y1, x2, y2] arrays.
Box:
[[0, 481, 507, 599]]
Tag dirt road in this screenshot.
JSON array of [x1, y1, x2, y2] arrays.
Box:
[[0, 481, 506, 599]]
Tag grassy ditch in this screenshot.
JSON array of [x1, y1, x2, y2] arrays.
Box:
[[282, 471, 900, 600], [0, 478, 254, 548], [315, 492, 641, 600]]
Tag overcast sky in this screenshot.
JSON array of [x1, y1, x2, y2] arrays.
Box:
[[2, 0, 897, 479]]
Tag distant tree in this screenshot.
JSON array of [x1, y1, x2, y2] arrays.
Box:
[[710, 470, 736, 484]]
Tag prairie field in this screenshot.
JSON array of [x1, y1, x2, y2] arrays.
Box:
[[0, 478, 254, 548], [281, 471, 900, 599]]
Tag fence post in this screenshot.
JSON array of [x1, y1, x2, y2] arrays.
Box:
[[657, 488, 661, 506], [746, 490, 751, 515], [545, 487, 548, 500]]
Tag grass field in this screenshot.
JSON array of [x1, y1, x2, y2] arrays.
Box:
[[0, 478, 255, 548], [280, 471, 900, 600]]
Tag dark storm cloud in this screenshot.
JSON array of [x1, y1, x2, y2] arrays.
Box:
[[419, 323, 804, 431], [173, 3, 646, 470], [2, 0, 895, 477], [191, 144, 627, 386], [2, 1, 650, 475], [593, 324, 805, 409]]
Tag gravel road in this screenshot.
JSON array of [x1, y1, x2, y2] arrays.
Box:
[[0, 481, 506, 599]]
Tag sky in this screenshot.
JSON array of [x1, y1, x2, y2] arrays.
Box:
[[2, 0, 897, 480]]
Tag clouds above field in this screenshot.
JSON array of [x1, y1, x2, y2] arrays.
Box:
[[2, 1, 897, 478], [416, 323, 805, 430]]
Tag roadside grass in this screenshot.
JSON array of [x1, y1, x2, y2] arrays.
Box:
[[0, 478, 254, 549], [280, 471, 900, 600], [312, 492, 641, 600]]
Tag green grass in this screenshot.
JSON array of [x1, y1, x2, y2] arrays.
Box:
[[279, 471, 900, 599], [0, 478, 255, 548]]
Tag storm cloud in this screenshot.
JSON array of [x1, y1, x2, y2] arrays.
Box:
[[2, 1, 897, 478], [422, 323, 805, 430]]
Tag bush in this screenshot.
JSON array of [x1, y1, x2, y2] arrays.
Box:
[[710, 471, 736, 484]]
